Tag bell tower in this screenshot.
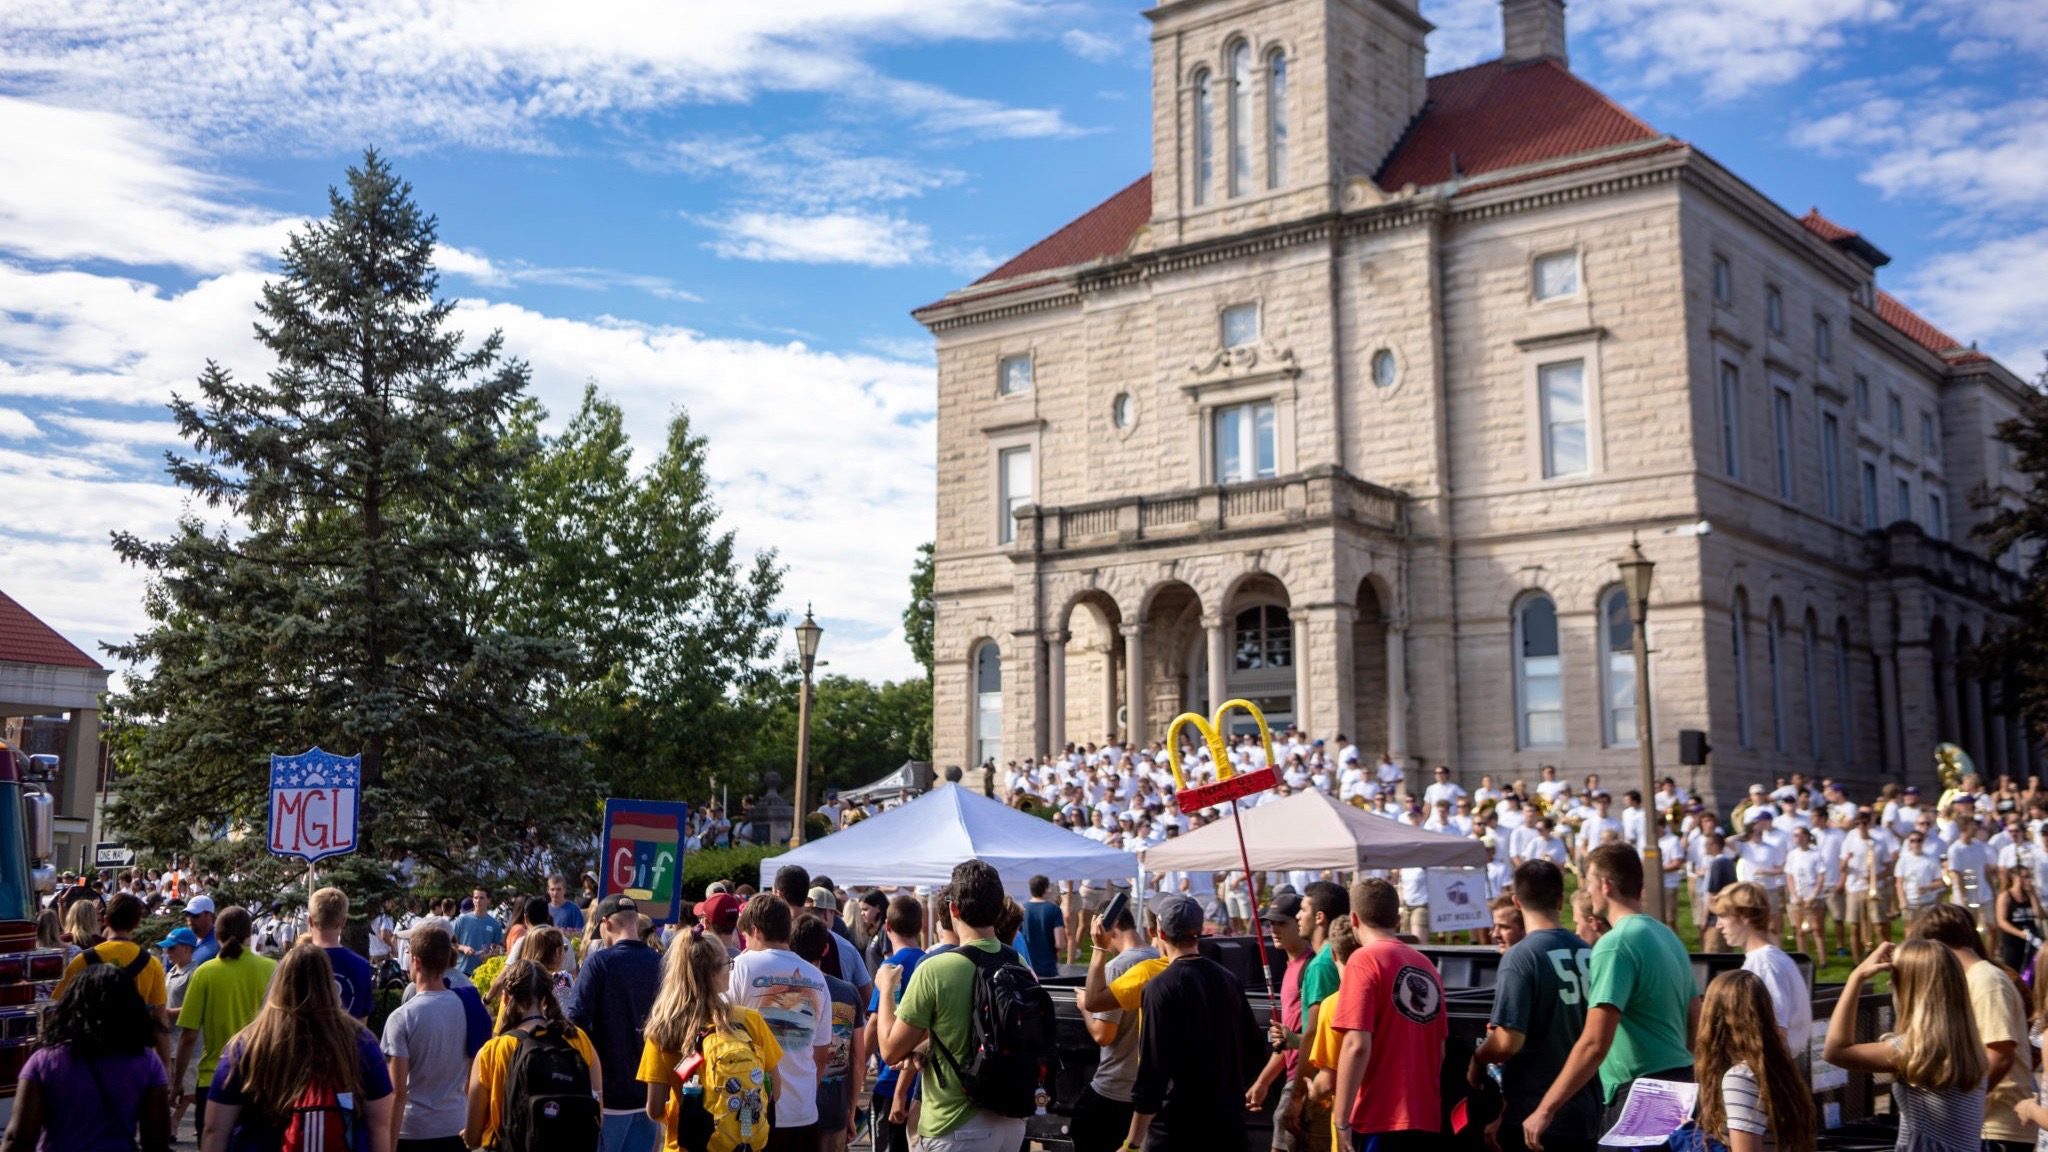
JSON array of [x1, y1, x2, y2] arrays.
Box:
[[1145, 0, 1431, 247]]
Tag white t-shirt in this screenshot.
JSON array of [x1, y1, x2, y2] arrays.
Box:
[[1898, 849, 1945, 908], [1737, 838, 1787, 889], [1947, 841, 1994, 905], [1785, 847, 1824, 901], [1423, 782, 1467, 807], [1536, 779, 1567, 801], [1742, 945, 1812, 1053], [729, 947, 833, 1126], [1658, 832, 1685, 890]]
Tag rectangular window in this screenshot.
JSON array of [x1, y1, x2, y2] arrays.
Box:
[[1822, 413, 1842, 519], [1719, 363, 1741, 479], [2000, 439, 2012, 470], [997, 446, 1032, 543], [1921, 411, 1937, 454], [998, 355, 1033, 396], [1854, 374, 1871, 417], [1888, 392, 1903, 435], [1773, 387, 1795, 499], [1815, 316, 1832, 362], [1766, 286, 1784, 334], [1222, 303, 1260, 348], [1538, 360, 1588, 478], [1928, 493, 1945, 540], [1861, 462, 1880, 529], [1896, 476, 1911, 523], [1214, 400, 1277, 483], [1534, 251, 1580, 300], [1713, 255, 1731, 304]]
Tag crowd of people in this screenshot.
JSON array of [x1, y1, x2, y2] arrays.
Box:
[[13, 750, 2048, 1152]]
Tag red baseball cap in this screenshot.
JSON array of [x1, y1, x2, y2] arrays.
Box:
[[694, 893, 742, 930]]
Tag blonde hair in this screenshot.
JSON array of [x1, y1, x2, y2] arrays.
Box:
[[1327, 914, 1361, 965], [524, 926, 567, 972], [1713, 882, 1771, 933], [64, 901, 101, 949], [1696, 971, 1815, 1151], [309, 886, 349, 931], [644, 932, 739, 1053], [1888, 938, 1987, 1091]]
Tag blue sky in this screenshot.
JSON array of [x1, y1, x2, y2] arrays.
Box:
[[1, 0, 2043, 684]]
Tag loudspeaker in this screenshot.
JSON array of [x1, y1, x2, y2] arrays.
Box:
[[1679, 729, 1711, 765]]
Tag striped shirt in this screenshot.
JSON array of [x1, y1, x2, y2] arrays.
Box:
[[1722, 1064, 1767, 1136]]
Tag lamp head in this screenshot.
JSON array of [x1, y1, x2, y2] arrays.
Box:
[[795, 605, 824, 674], [1618, 536, 1655, 606]]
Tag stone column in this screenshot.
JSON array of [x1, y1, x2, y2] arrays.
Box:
[[1966, 677, 1988, 769], [1303, 604, 1356, 749], [63, 709, 100, 844], [1387, 619, 1409, 763], [1292, 613, 1312, 734], [1122, 624, 1148, 745], [1205, 617, 1229, 717], [1046, 631, 1068, 754], [1102, 642, 1121, 741]]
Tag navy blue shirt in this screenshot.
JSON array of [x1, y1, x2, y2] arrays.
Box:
[[563, 939, 663, 1110], [1022, 900, 1065, 977], [324, 945, 375, 1020], [550, 899, 585, 932]]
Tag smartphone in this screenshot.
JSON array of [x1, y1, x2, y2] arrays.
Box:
[[1101, 890, 1131, 935], [674, 1050, 705, 1084]]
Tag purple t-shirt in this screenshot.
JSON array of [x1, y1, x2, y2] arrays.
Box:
[[21, 1043, 167, 1152], [210, 1029, 393, 1151]]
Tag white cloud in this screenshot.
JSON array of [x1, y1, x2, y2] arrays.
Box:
[[0, 0, 1074, 151], [0, 408, 38, 438], [434, 244, 701, 300], [1893, 229, 2048, 376], [1793, 91, 2048, 217], [702, 211, 934, 267], [1060, 29, 1124, 63], [1575, 0, 1898, 100], [657, 134, 964, 209]]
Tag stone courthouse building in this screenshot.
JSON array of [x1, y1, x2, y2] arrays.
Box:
[[912, 0, 2039, 802]]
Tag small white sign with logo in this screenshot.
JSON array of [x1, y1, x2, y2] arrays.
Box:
[[1426, 867, 1492, 933]]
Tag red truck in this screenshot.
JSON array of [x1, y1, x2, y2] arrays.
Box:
[[0, 739, 69, 1095]]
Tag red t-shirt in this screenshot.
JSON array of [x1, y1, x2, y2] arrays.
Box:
[[1332, 936, 1446, 1134]]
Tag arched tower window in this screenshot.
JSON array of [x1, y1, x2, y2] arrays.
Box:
[[1803, 610, 1821, 759], [1228, 42, 1253, 198], [973, 643, 1003, 768], [1834, 618, 1855, 761], [1732, 592, 1752, 749], [1192, 69, 1214, 207], [1267, 49, 1289, 189], [1515, 595, 1564, 749], [1767, 602, 1787, 753], [1599, 587, 1637, 748]]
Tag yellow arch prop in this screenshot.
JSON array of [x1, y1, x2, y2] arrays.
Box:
[[1165, 698, 1280, 810]]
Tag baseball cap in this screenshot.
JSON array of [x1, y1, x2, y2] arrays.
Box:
[[807, 886, 836, 908], [1259, 892, 1303, 925], [1151, 893, 1204, 941], [1745, 808, 1774, 826], [157, 927, 200, 950], [595, 894, 638, 921], [693, 893, 741, 930], [1904, 785, 1921, 794], [1312, 739, 1325, 747], [184, 894, 216, 916], [458, 898, 475, 912]]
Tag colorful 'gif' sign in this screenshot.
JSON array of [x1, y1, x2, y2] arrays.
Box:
[[599, 799, 689, 925], [268, 748, 361, 864]]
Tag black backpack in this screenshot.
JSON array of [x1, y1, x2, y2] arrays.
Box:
[[925, 945, 1059, 1119], [81, 945, 152, 980], [497, 1023, 600, 1152]]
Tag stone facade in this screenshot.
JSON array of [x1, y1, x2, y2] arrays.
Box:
[[915, 0, 2037, 806]]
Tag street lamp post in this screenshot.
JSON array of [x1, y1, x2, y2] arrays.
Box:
[[791, 607, 824, 848], [1618, 536, 1662, 922]]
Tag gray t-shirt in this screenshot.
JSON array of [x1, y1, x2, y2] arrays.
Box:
[[1089, 946, 1160, 1103], [381, 988, 472, 1140]]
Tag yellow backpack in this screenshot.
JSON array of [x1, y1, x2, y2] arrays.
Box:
[[698, 1024, 772, 1152]]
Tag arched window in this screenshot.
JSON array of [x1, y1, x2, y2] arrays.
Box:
[[1233, 605, 1292, 670], [1732, 593, 1752, 749], [974, 643, 1002, 768], [1515, 595, 1564, 749], [1767, 603, 1787, 753], [1803, 611, 1821, 759], [1267, 49, 1289, 189], [1192, 69, 1214, 207], [1835, 618, 1855, 761], [1599, 587, 1637, 748], [1228, 42, 1253, 198]]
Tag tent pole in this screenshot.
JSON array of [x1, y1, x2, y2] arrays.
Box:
[[1229, 798, 1274, 997]]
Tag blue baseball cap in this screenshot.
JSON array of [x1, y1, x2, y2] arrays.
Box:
[[157, 927, 200, 950]]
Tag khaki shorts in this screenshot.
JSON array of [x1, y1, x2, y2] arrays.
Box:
[[1792, 898, 1826, 926], [1844, 890, 1882, 925], [1824, 889, 1846, 921], [1402, 905, 1430, 938], [1079, 885, 1113, 912]]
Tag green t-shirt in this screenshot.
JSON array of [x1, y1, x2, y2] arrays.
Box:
[[1586, 913, 1697, 1102], [1301, 943, 1340, 1012], [181, 951, 279, 1086], [897, 938, 1006, 1138]]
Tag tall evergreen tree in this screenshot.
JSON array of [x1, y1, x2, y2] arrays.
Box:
[[1976, 361, 2048, 739], [106, 153, 590, 892]]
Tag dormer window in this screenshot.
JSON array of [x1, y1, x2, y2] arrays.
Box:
[[1534, 251, 1579, 301], [998, 355, 1033, 396], [1222, 303, 1260, 348]]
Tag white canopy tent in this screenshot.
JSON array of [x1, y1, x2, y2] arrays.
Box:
[[1141, 790, 1488, 873], [757, 784, 1136, 895]]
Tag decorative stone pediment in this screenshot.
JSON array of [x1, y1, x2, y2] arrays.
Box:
[[1187, 341, 1299, 381]]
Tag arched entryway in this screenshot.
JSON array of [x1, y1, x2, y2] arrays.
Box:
[[1055, 592, 1123, 751], [1134, 581, 1202, 743], [1188, 574, 1296, 733]]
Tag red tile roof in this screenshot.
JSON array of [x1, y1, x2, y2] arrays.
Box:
[[1377, 58, 1659, 189], [1876, 290, 1969, 359], [0, 590, 101, 670], [971, 175, 1152, 286], [1797, 208, 1856, 243]]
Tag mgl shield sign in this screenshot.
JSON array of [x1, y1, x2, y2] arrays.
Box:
[[269, 748, 361, 864]]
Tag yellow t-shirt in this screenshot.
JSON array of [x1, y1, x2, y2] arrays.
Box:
[[1108, 956, 1171, 1012], [636, 1009, 783, 1152], [1967, 959, 2034, 1142], [1306, 993, 1342, 1147], [473, 1025, 599, 1148], [56, 940, 168, 1008]]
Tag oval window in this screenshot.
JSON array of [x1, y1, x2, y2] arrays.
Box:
[[1113, 393, 1135, 429], [1371, 348, 1398, 389]]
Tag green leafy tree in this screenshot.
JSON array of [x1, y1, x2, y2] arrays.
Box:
[[737, 674, 933, 796], [1975, 361, 2048, 736], [494, 386, 785, 804], [904, 541, 934, 679], [105, 153, 590, 894]]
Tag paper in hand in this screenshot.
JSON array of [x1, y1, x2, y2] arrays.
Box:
[[1598, 1079, 1700, 1147]]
